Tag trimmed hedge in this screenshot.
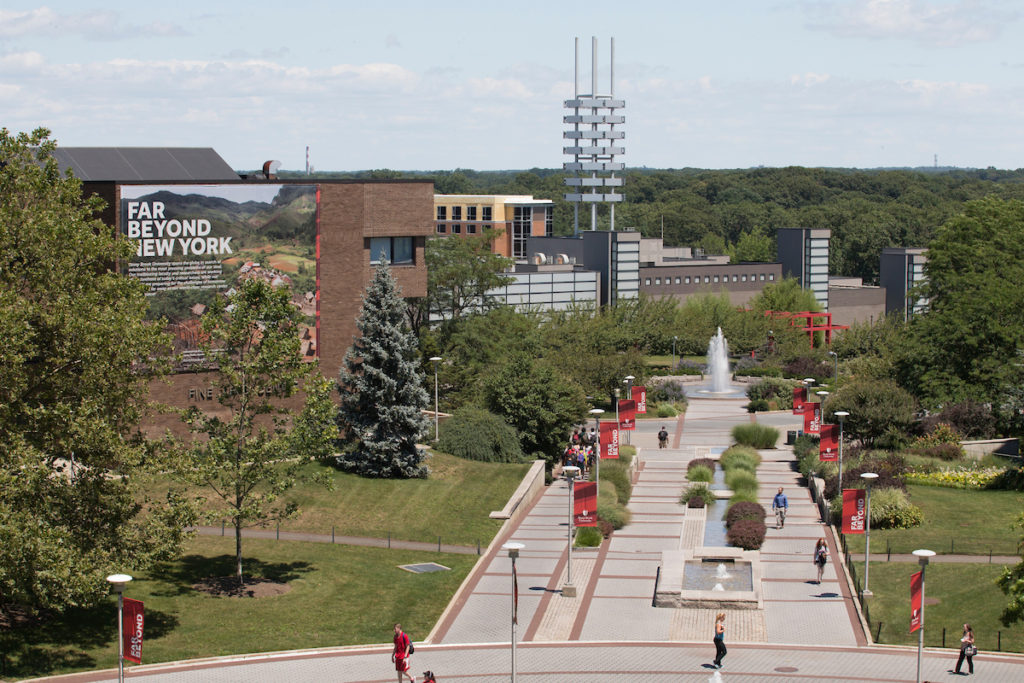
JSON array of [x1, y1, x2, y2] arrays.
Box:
[[726, 518, 766, 550], [732, 423, 779, 449], [725, 501, 766, 529], [437, 406, 524, 462]]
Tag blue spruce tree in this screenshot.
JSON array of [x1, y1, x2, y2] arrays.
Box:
[[336, 263, 429, 477]]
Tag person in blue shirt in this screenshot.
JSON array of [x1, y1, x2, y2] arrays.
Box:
[[772, 487, 788, 529]]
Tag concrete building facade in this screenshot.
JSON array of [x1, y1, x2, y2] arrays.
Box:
[[433, 194, 553, 259]]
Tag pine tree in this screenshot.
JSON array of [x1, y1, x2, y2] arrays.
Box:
[[336, 263, 429, 477]]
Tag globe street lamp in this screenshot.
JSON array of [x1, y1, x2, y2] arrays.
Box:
[[589, 408, 604, 489], [834, 411, 849, 492], [562, 465, 580, 598], [861, 472, 879, 598], [106, 573, 133, 683], [501, 541, 525, 683], [429, 356, 442, 441], [828, 350, 838, 386], [913, 549, 936, 683]]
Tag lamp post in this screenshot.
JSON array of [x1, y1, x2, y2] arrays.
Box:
[[913, 549, 936, 683], [828, 350, 838, 387], [106, 573, 133, 683], [502, 541, 525, 683], [614, 387, 620, 441], [835, 411, 849, 492], [588, 408, 604, 489], [672, 335, 678, 371], [562, 465, 580, 598], [861, 472, 879, 598], [624, 376, 635, 445], [429, 356, 441, 441]]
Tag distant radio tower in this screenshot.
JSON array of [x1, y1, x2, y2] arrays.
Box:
[[934, 154, 938, 169], [306, 146, 310, 175]]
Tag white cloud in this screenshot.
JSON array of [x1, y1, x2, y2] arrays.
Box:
[[802, 0, 1018, 47], [790, 72, 831, 87], [0, 6, 187, 40]]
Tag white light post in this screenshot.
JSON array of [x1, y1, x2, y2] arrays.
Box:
[[562, 465, 580, 598], [614, 387, 620, 440], [588, 408, 604, 489], [106, 573, 133, 683], [861, 472, 879, 598], [913, 549, 936, 683], [502, 541, 525, 683], [624, 375, 635, 445], [429, 356, 441, 440], [835, 410, 849, 492], [672, 335, 678, 371], [828, 350, 838, 386], [816, 390, 829, 435]]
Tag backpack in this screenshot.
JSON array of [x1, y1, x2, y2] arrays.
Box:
[[409, 642, 415, 655]]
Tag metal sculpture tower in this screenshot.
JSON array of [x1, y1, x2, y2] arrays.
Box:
[[564, 37, 625, 234]]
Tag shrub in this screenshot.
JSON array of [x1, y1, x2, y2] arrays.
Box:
[[746, 377, 796, 403], [601, 462, 633, 505], [913, 443, 964, 461], [725, 501, 766, 529], [726, 518, 766, 550], [597, 499, 630, 530], [793, 434, 818, 460], [720, 445, 761, 471], [826, 378, 917, 447], [746, 398, 770, 413], [823, 458, 906, 500], [618, 445, 636, 466], [672, 360, 705, 376], [905, 467, 1003, 490], [782, 356, 831, 381], [725, 469, 758, 494], [732, 423, 779, 449], [597, 518, 614, 538], [437, 406, 524, 462], [656, 403, 678, 418], [990, 466, 1024, 491], [648, 379, 689, 403], [681, 483, 712, 507], [575, 526, 603, 547], [688, 464, 713, 482], [725, 490, 759, 506], [926, 401, 996, 439], [688, 457, 717, 474], [687, 495, 706, 508]]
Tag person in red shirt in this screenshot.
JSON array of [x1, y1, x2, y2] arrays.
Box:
[[392, 623, 415, 683]]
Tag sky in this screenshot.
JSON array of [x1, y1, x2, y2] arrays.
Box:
[[2, 0, 1023, 172]]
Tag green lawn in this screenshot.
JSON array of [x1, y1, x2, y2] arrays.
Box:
[[842, 484, 1024, 556], [143, 451, 531, 547], [862, 562, 1022, 653], [0, 536, 478, 681]]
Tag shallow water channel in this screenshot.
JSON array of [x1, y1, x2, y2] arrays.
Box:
[[702, 463, 729, 547]]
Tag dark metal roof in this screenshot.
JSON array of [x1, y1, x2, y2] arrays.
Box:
[[52, 147, 239, 182]]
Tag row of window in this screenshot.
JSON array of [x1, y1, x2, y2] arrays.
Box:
[[644, 272, 776, 286], [436, 223, 478, 235], [369, 237, 414, 265], [437, 205, 493, 222]]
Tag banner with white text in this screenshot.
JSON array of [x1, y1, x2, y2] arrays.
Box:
[[631, 386, 646, 415], [599, 420, 619, 459], [122, 598, 144, 664]]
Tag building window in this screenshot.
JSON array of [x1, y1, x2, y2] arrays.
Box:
[[732, 275, 738, 282], [436, 224, 446, 234], [467, 224, 477, 234], [545, 206, 553, 237], [452, 224, 461, 234], [704, 276, 710, 283], [685, 276, 691, 284], [467, 206, 477, 221], [512, 206, 531, 258], [675, 277, 681, 284], [645, 278, 651, 286], [741, 274, 747, 282], [759, 273, 765, 281], [370, 237, 413, 265], [451, 206, 462, 220], [655, 277, 662, 285], [482, 206, 492, 221], [769, 273, 775, 281], [713, 275, 719, 283], [436, 206, 446, 221]]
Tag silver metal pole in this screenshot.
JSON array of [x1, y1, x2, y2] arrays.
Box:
[[838, 420, 844, 492], [511, 552, 518, 683], [864, 483, 872, 595], [917, 563, 926, 683], [117, 592, 124, 683], [434, 367, 439, 440]]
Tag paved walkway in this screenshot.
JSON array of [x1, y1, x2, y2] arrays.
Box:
[[32, 401, 1024, 682]]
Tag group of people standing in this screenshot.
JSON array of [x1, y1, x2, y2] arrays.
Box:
[[562, 427, 598, 475]]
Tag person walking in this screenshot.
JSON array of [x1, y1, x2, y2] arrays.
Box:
[[657, 426, 669, 449], [772, 487, 788, 529], [813, 538, 828, 584], [712, 612, 727, 669], [954, 622, 976, 675], [392, 623, 415, 683]]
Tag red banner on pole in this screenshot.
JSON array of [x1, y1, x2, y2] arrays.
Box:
[[574, 481, 598, 527], [910, 570, 923, 633], [793, 387, 807, 414], [803, 404, 821, 435], [122, 598, 144, 664], [631, 386, 646, 415], [618, 399, 636, 431], [599, 421, 619, 459], [819, 424, 839, 461], [842, 488, 867, 534]]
